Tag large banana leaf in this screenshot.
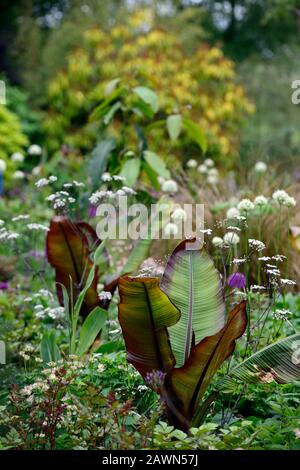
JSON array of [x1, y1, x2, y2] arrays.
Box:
[[161, 241, 225, 367], [224, 333, 300, 387], [118, 276, 180, 378], [168, 301, 247, 426], [47, 216, 100, 316]]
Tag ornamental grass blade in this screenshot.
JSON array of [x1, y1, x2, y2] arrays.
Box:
[[118, 276, 180, 378], [46, 216, 100, 316], [224, 333, 300, 387], [160, 240, 225, 367], [169, 301, 247, 425]]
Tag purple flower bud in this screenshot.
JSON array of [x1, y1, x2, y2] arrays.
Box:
[[145, 370, 166, 391], [89, 205, 97, 218], [0, 281, 9, 290], [227, 272, 246, 289]]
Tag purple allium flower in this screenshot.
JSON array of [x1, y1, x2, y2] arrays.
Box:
[[0, 281, 9, 290], [89, 205, 97, 218], [227, 272, 246, 289], [145, 370, 166, 391]]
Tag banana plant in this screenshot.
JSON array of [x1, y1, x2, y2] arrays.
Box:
[[118, 239, 300, 431]]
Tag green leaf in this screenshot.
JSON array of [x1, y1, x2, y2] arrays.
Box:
[[225, 333, 300, 387], [103, 101, 121, 125], [168, 302, 247, 427], [95, 340, 123, 354], [133, 86, 159, 113], [183, 118, 207, 153], [167, 115, 182, 141], [143, 150, 170, 179], [40, 331, 61, 363], [88, 139, 116, 187], [76, 306, 106, 357], [119, 158, 141, 187], [118, 276, 180, 378], [104, 78, 121, 97], [161, 241, 225, 367], [142, 160, 160, 190]]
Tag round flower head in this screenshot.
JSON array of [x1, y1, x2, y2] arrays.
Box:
[[212, 236, 223, 248], [272, 190, 296, 208], [207, 175, 218, 185], [238, 198, 254, 212], [157, 176, 165, 185], [254, 161, 267, 173], [28, 144, 42, 156], [0, 159, 7, 172], [226, 207, 240, 219], [208, 168, 218, 177], [164, 222, 178, 237], [197, 164, 207, 174], [187, 159, 197, 168], [172, 207, 187, 222], [204, 158, 214, 168], [13, 170, 25, 179], [227, 272, 246, 289], [223, 231, 240, 245], [162, 179, 178, 194], [11, 152, 24, 163], [32, 165, 41, 176], [254, 195, 268, 207]]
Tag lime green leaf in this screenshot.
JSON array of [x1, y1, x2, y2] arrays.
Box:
[[167, 115, 182, 141], [104, 78, 121, 97], [119, 158, 141, 187], [143, 150, 170, 179], [133, 86, 159, 113], [40, 331, 61, 363], [76, 306, 106, 357]]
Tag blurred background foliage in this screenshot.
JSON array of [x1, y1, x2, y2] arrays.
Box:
[[1, 0, 300, 169]]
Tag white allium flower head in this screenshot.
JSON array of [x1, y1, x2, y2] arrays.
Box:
[[0, 159, 7, 172], [28, 144, 42, 156], [32, 166, 41, 175], [254, 195, 268, 207], [162, 179, 178, 193], [11, 152, 24, 163], [187, 159, 197, 168], [13, 170, 25, 179], [238, 198, 255, 212], [254, 161, 267, 173], [164, 222, 179, 237], [208, 168, 218, 177], [172, 207, 187, 222], [272, 189, 295, 207], [226, 207, 240, 219], [223, 232, 240, 245], [207, 175, 218, 185], [197, 164, 207, 174], [204, 158, 214, 168], [212, 236, 223, 248]]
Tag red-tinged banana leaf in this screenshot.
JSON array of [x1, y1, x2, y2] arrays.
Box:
[[46, 216, 100, 316], [161, 240, 225, 368], [118, 276, 181, 378], [168, 301, 247, 428]]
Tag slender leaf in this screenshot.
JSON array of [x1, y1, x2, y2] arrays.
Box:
[[76, 306, 106, 357], [40, 331, 61, 363], [183, 118, 207, 153]]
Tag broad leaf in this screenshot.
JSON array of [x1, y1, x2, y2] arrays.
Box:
[[183, 118, 207, 153], [88, 139, 116, 187], [119, 158, 141, 187], [76, 306, 106, 357], [225, 333, 300, 387], [118, 276, 180, 378], [143, 150, 170, 179], [40, 331, 61, 363], [133, 86, 159, 113], [167, 115, 182, 141], [168, 301, 247, 426], [47, 216, 99, 316], [161, 241, 225, 367]]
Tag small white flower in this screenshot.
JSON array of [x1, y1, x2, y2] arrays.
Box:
[[232, 258, 247, 265], [272, 190, 296, 208], [32, 166, 41, 175], [13, 170, 25, 179], [248, 238, 265, 252], [48, 175, 57, 182], [7, 232, 19, 240], [208, 168, 218, 177], [238, 199, 255, 212], [207, 175, 218, 185], [172, 208, 187, 222], [223, 232, 240, 245], [27, 223, 49, 232], [28, 144, 42, 156], [162, 179, 178, 193], [35, 178, 49, 188], [98, 291, 112, 301], [212, 236, 223, 248], [273, 309, 292, 321], [254, 161, 267, 173], [0, 159, 7, 172], [73, 180, 85, 187], [0, 219, 4, 226], [11, 152, 24, 163], [164, 222, 178, 237], [281, 278, 296, 286], [197, 164, 207, 174], [187, 159, 197, 168], [102, 172, 112, 182], [254, 195, 268, 207], [12, 214, 29, 222], [204, 158, 214, 168], [226, 207, 240, 219]]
